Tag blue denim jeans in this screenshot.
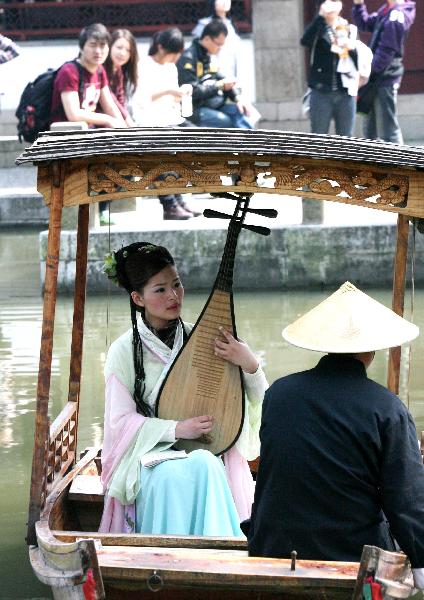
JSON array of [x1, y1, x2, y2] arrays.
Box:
[[192, 104, 253, 129], [309, 89, 356, 137], [364, 84, 403, 144]]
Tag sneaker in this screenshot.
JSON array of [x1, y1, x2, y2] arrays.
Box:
[[175, 194, 202, 217], [163, 202, 192, 220], [99, 211, 115, 226]]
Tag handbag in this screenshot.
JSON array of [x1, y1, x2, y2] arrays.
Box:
[[356, 78, 379, 115]]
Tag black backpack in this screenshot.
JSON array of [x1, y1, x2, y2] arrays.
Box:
[[16, 60, 84, 143]]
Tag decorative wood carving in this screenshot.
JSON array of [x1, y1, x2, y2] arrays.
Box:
[[85, 157, 409, 212], [270, 163, 408, 206], [36, 152, 424, 216]]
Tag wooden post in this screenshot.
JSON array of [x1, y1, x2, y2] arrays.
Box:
[[67, 203, 90, 458], [387, 214, 410, 394], [27, 161, 64, 546]]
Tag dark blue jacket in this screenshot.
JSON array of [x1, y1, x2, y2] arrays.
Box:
[[352, 1, 416, 85], [248, 354, 424, 568]]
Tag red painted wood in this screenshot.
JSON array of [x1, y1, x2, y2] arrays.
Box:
[[0, 0, 252, 39]]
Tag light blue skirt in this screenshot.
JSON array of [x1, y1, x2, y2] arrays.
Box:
[[135, 449, 243, 537]]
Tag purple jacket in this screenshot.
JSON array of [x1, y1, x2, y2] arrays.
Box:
[[352, 2, 416, 85]]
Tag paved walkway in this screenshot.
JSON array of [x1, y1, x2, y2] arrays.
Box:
[[103, 190, 398, 234]]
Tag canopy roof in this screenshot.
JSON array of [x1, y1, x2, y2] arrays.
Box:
[[16, 128, 424, 169]]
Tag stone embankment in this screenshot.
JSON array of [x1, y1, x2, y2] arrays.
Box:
[[39, 218, 424, 293]]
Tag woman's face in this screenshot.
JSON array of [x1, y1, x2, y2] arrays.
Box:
[[131, 265, 184, 329], [111, 36, 131, 67]]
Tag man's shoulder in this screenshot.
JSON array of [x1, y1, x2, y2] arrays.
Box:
[[364, 376, 404, 408], [268, 369, 311, 391], [53, 61, 80, 93], [180, 44, 196, 62], [57, 60, 78, 77]]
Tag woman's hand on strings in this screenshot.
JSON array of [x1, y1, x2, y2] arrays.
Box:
[[176, 415, 214, 440], [214, 327, 259, 374]]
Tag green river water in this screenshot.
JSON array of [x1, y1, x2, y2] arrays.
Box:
[[0, 229, 423, 599]]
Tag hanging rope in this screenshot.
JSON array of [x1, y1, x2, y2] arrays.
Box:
[[105, 199, 111, 351], [404, 220, 417, 409]]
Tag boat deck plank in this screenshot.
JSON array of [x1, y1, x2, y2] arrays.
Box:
[[96, 544, 358, 589]]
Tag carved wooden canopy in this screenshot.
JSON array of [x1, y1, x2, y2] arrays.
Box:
[[16, 128, 424, 218]]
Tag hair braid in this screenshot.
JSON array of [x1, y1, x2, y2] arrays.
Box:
[[130, 298, 153, 416]]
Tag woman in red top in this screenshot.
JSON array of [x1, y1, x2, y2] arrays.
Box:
[[104, 29, 138, 127]]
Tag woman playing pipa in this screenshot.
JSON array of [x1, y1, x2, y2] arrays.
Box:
[[99, 241, 268, 536]]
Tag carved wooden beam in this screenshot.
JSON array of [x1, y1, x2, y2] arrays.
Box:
[[37, 153, 424, 217]]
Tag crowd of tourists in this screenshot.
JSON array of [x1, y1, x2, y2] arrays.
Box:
[[2, 0, 417, 221]]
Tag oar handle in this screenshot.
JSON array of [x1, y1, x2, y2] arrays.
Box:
[[242, 223, 271, 236], [247, 208, 278, 218], [203, 209, 231, 220]]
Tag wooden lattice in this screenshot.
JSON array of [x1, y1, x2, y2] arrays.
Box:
[[44, 402, 78, 501]]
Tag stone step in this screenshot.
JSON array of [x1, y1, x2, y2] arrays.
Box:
[[0, 166, 37, 187], [0, 190, 48, 226], [0, 136, 29, 168]]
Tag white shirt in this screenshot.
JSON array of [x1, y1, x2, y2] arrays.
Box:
[[132, 56, 183, 127]]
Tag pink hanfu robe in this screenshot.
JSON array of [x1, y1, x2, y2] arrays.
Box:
[[99, 318, 268, 535]]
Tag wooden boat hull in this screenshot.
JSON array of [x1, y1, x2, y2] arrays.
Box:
[[30, 450, 359, 599]]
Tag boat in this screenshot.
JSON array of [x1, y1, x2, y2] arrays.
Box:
[[17, 128, 424, 599]]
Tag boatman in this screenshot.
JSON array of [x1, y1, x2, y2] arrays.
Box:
[[248, 282, 424, 590]]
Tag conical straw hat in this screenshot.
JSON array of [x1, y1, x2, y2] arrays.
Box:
[[282, 282, 419, 353]]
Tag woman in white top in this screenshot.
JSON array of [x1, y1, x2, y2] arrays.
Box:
[[132, 28, 200, 220], [132, 28, 193, 128]]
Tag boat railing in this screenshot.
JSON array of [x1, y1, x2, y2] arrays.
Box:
[[44, 402, 78, 502]]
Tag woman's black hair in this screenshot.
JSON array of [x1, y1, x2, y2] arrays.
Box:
[[148, 28, 185, 56], [104, 29, 139, 94], [114, 242, 179, 416], [78, 22, 111, 50]]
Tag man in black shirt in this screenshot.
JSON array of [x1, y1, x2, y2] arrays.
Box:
[[177, 20, 252, 128], [248, 282, 424, 590]]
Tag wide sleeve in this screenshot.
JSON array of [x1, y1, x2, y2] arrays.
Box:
[[380, 409, 424, 569], [301, 15, 325, 48], [235, 365, 268, 461], [102, 334, 177, 493]]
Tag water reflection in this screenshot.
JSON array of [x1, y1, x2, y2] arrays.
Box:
[[0, 230, 423, 599]]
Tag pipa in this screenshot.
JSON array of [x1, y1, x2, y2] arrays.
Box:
[[155, 193, 277, 455]]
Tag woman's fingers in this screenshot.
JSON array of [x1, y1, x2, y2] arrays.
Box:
[[218, 326, 235, 341]]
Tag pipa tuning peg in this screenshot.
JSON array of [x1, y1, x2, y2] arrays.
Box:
[[203, 209, 231, 220], [242, 223, 271, 236], [246, 208, 278, 219]]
